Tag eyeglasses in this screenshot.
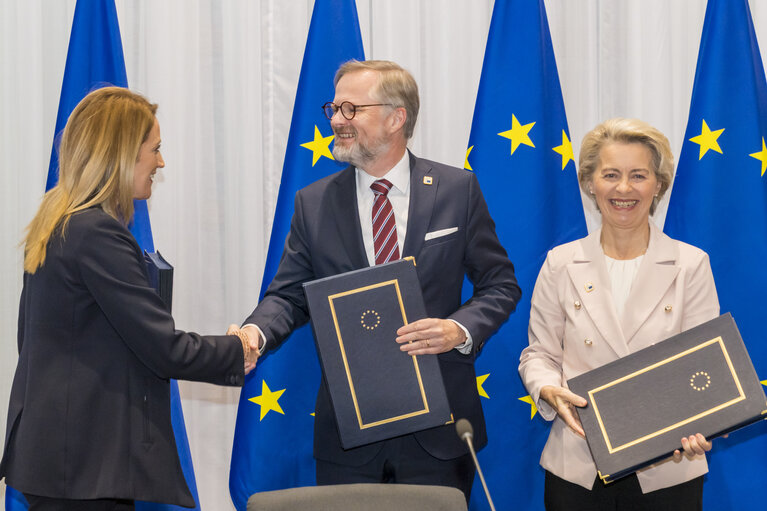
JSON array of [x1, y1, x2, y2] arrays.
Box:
[[321, 101, 393, 120]]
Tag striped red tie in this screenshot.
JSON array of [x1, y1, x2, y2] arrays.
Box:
[[371, 179, 400, 265]]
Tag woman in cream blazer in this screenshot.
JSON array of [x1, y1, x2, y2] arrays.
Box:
[[519, 119, 719, 510]]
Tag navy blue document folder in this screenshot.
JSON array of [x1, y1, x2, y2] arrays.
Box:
[[303, 258, 453, 449], [568, 313, 767, 483], [144, 250, 173, 312]]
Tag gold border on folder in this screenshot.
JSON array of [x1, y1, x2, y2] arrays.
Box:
[[589, 336, 745, 454], [597, 470, 611, 483], [329, 279, 430, 430]]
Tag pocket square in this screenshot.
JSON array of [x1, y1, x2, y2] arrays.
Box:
[[424, 227, 458, 241]]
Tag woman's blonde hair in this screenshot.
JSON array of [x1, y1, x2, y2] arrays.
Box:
[[23, 87, 157, 273], [578, 118, 674, 216]]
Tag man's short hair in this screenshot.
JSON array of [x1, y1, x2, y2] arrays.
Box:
[[335, 60, 420, 140]]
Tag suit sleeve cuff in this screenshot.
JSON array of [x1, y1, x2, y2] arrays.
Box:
[[242, 323, 267, 355], [534, 390, 557, 421], [449, 319, 473, 354]]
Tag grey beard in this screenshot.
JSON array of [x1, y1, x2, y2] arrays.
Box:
[[332, 138, 389, 169]]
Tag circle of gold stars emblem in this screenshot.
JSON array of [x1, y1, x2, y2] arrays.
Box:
[[360, 309, 381, 331], [690, 371, 711, 392]]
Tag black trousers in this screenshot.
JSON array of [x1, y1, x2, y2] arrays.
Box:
[[24, 494, 135, 511], [315, 434, 475, 502], [544, 471, 704, 511]]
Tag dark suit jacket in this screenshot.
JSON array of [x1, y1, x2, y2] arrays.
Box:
[[246, 152, 521, 465], [0, 207, 244, 507]]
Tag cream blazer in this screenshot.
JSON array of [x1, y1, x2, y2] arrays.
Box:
[[519, 222, 720, 493]]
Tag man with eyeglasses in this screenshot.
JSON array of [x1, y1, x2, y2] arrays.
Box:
[[240, 59, 520, 499]]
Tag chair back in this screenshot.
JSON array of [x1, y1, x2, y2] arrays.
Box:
[[246, 483, 468, 511]]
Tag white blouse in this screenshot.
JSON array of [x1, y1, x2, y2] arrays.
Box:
[[604, 254, 644, 319]]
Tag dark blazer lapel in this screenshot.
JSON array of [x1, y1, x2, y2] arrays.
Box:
[[403, 152, 437, 259], [566, 229, 630, 358], [330, 166, 368, 269], [621, 222, 680, 343]]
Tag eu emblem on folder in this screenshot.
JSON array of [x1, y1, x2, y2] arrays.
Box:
[[568, 313, 767, 483], [303, 258, 453, 449]]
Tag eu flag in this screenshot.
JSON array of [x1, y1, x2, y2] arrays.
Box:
[[228, 1, 364, 509], [664, 0, 767, 509], [6, 1, 202, 510], [464, 0, 586, 509]]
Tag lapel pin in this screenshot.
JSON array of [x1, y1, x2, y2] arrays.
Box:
[[585, 282, 594, 293], [423, 176, 433, 185]]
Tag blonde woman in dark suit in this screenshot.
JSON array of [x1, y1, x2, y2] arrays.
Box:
[[0, 87, 259, 511]]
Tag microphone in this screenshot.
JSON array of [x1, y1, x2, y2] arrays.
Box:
[[456, 418, 496, 511]]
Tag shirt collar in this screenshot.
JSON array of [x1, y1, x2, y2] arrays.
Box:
[[355, 151, 411, 196]]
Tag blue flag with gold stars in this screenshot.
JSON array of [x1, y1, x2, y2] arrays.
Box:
[[228, 1, 364, 509], [664, 0, 767, 508], [463, 0, 586, 509], [5, 1, 201, 510]]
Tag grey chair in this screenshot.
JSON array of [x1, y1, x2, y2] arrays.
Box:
[[246, 483, 468, 511]]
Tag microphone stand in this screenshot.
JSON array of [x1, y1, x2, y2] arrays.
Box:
[[457, 419, 496, 511]]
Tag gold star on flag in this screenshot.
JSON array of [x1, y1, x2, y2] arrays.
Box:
[[761, 379, 766, 387], [300, 125, 335, 166], [518, 395, 538, 420], [498, 114, 535, 155], [689, 120, 724, 160], [749, 138, 767, 176], [465, 145, 474, 171], [248, 380, 286, 421], [476, 374, 490, 399], [552, 130, 574, 170]]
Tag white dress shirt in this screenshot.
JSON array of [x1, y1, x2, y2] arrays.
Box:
[[355, 151, 411, 266]]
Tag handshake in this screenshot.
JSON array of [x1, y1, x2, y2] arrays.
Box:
[[227, 324, 262, 375]]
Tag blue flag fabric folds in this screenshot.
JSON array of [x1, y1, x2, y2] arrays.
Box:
[[464, 0, 587, 509], [5, 1, 201, 510], [228, 1, 364, 509], [664, 0, 767, 509], [4, 487, 27, 511]]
